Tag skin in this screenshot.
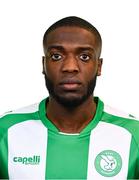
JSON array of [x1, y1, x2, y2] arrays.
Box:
[[42, 26, 102, 133]]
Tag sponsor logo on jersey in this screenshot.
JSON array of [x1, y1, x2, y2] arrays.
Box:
[[13, 155, 40, 165], [94, 150, 122, 177]]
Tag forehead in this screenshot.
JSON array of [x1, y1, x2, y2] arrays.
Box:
[[44, 27, 98, 51]]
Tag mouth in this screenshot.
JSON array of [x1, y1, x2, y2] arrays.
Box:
[[59, 79, 82, 91]]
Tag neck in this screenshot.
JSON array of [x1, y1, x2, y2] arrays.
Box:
[[46, 96, 96, 134]]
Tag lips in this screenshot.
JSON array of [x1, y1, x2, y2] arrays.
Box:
[[59, 79, 82, 90]]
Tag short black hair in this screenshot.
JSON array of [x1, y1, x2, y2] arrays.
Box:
[[43, 16, 102, 57]]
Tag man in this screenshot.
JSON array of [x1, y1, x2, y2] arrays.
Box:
[[0, 16, 139, 179]]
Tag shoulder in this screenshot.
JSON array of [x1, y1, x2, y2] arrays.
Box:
[[103, 104, 137, 120], [0, 103, 40, 130], [102, 103, 139, 142]]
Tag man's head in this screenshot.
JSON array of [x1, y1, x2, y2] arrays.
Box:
[[42, 16, 102, 108]]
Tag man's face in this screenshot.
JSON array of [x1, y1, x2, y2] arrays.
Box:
[[43, 26, 102, 108]]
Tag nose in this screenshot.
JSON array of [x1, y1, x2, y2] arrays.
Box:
[[61, 55, 80, 73]]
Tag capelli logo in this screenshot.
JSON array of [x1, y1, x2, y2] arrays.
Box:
[[13, 155, 40, 165]]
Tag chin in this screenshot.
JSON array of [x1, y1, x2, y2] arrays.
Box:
[[53, 93, 89, 108]]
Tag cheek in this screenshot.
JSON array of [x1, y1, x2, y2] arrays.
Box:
[[81, 65, 97, 81], [45, 63, 60, 81]]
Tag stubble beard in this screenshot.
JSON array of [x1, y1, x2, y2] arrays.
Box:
[[44, 74, 97, 109]]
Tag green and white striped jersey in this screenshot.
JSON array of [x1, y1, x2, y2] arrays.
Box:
[[0, 97, 139, 179]]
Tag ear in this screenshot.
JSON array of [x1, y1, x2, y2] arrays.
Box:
[[42, 56, 46, 75], [97, 58, 103, 76]]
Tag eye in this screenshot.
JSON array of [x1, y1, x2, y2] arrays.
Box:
[[79, 54, 90, 61], [51, 53, 62, 61]]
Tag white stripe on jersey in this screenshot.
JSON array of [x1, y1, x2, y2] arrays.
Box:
[[87, 121, 131, 180], [11, 103, 39, 113], [9, 103, 39, 114], [104, 104, 137, 119], [8, 120, 47, 179], [0, 103, 39, 118]]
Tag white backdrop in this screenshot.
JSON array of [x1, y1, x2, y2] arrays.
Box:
[[0, 0, 139, 116]]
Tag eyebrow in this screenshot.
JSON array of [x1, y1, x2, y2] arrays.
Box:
[[46, 45, 96, 53], [47, 45, 65, 52]]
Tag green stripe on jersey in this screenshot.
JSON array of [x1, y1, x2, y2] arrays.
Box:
[[0, 131, 8, 178], [46, 131, 89, 179]]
